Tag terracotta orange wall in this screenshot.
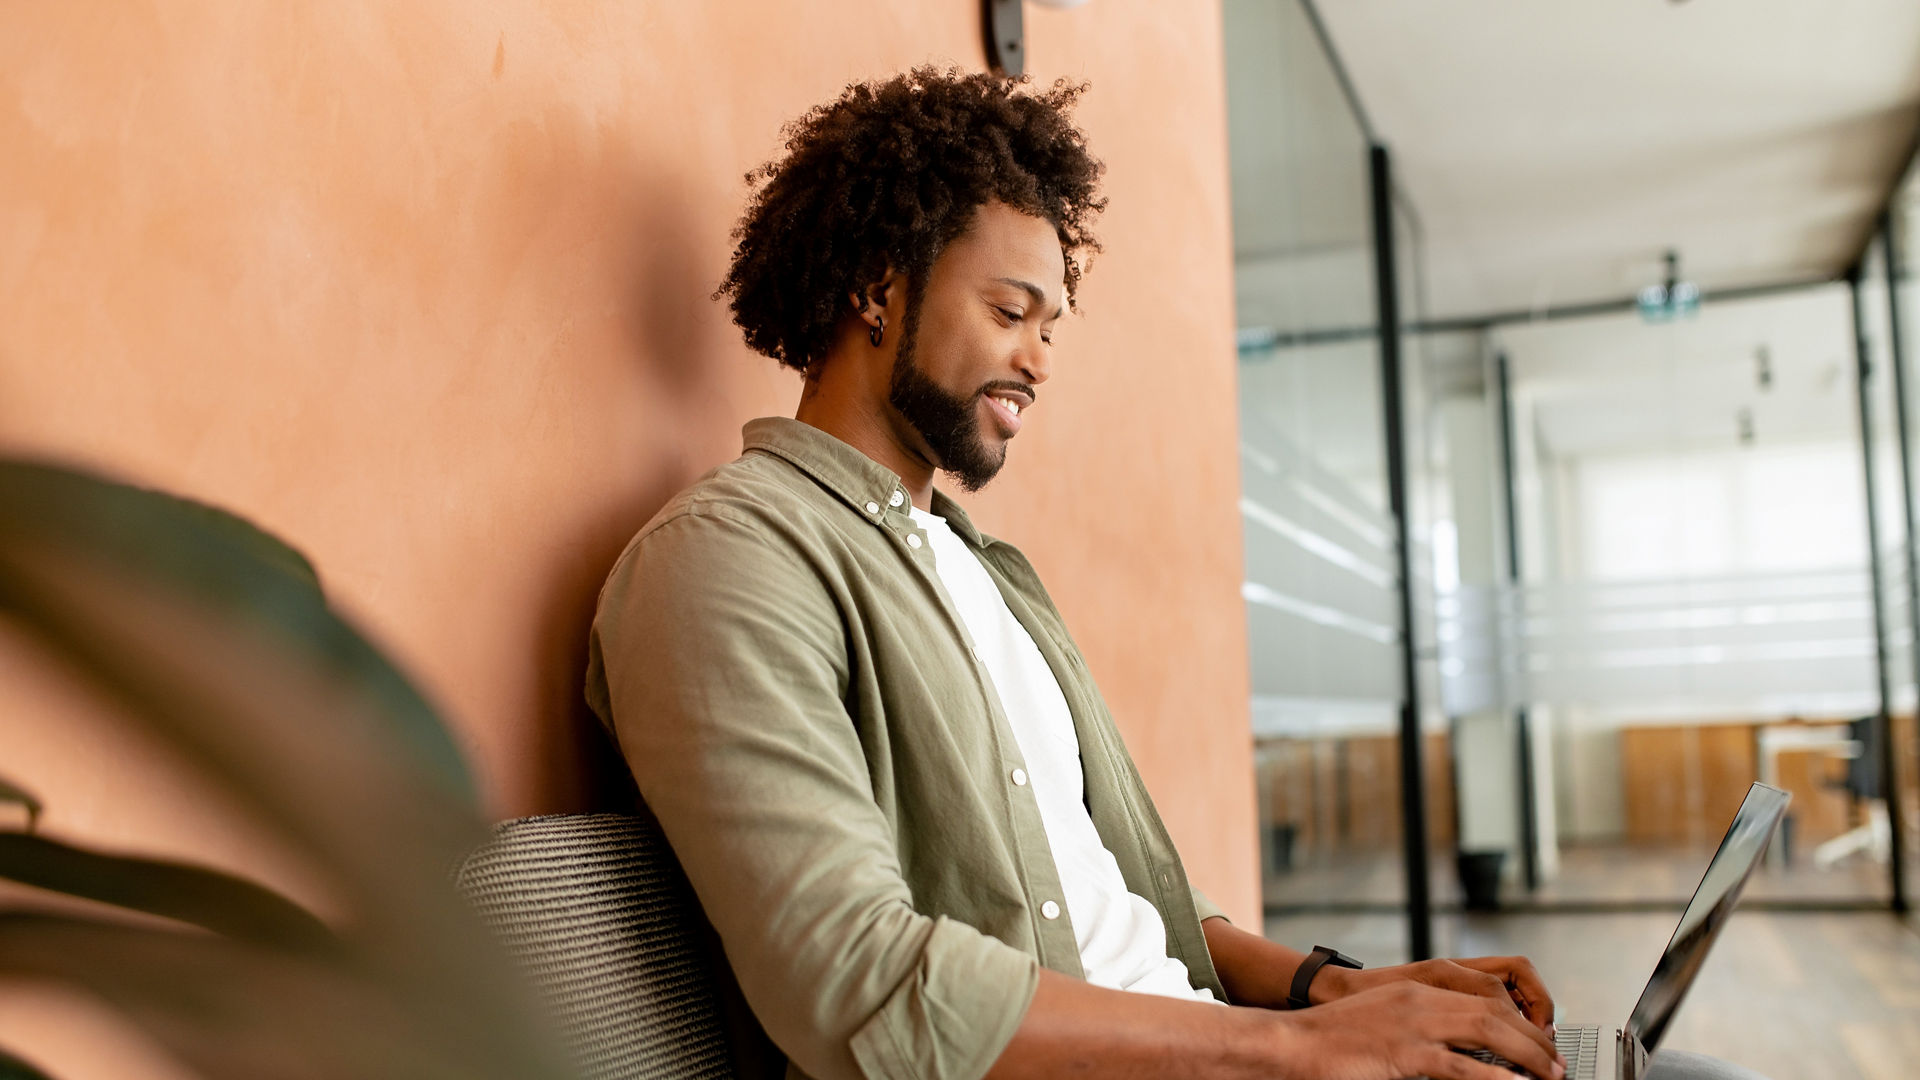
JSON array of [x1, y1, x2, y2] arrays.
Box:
[[0, 3, 1254, 1074]]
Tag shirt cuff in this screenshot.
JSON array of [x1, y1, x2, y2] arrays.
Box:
[[1191, 885, 1229, 925], [848, 916, 1041, 1080]]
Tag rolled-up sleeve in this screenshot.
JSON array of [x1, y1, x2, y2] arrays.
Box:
[[1190, 886, 1228, 925], [588, 510, 1039, 1080]]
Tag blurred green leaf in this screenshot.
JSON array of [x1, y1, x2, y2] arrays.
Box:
[[0, 834, 334, 954], [0, 459, 486, 943], [0, 914, 570, 1080], [0, 1046, 56, 1080], [165, 496, 323, 599], [0, 778, 40, 832], [0, 459, 471, 799], [0, 458, 580, 1079]]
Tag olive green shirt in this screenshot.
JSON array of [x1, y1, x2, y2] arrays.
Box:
[[585, 417, 1226, 1080]]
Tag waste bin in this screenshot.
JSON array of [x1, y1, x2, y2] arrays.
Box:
[[1270, 823, 1298, 872], [1456, 849, 1507, 911]]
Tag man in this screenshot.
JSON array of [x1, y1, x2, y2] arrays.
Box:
[[586, 67, 1570, 1080]]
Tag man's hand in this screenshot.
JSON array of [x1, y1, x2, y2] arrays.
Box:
[[1272, 980, 1565, 1080], [987, 968, 1566, 1080], [1319, 955, 1556, 1031]]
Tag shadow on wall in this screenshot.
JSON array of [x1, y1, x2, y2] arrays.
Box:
[[522, 152, 759, 815]]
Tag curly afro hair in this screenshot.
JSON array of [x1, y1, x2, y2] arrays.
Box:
[[715, 67, 1106, 374]]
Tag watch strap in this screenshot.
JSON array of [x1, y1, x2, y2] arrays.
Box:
[[1287, 945, 1362, 1009]]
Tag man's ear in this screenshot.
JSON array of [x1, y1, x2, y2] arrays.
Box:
[[848, 272, 901, 330]]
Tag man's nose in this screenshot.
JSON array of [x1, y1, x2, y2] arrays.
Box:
[[1016, 336, 1051, 385]]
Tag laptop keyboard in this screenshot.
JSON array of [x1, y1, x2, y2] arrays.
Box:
[[1461, 1023, 1601, 1079]]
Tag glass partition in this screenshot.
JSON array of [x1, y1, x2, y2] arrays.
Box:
[[1477, 287, 1894, 905], [1851, 235, 1906, 906], [1885, 180, 1920, 905], [1223, 0, 1409, 945], [1394, 194, 1459, 913], [1225, 0, 1918, 936]]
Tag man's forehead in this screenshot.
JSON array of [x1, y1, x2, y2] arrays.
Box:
[[947, 204, 1067, 299]]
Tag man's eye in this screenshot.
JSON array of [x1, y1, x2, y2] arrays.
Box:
[[997, 307, 1023, 323]]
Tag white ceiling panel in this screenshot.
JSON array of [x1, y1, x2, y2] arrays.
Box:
[[1498, 285, 1858, 457], [1313, 1, 1920, 318]]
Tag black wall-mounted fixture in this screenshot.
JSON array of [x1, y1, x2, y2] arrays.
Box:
[[985, 0, 1024, 77]]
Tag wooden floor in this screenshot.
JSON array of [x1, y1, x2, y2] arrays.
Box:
[[1264, 844, 1906, 908], [1262, 909, 1920, 1080]]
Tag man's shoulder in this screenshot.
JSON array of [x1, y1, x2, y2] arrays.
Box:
[[604, 449, 846, 587], [646, 449, 819, 533]]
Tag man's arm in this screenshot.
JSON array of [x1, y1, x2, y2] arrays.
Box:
[[1201, 916, 1559, 1031], [984, 967, 1565, 1080], [594, 510, 1039, 1080]]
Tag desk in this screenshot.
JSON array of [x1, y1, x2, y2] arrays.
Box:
[[1756, 722, 1856, 862]]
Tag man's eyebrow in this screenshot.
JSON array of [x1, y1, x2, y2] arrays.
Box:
[[993, 277, 1066, 320]]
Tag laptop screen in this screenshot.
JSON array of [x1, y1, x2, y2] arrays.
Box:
[[1625, 782, 1791, 1051]]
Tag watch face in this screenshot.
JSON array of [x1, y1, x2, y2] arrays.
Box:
[[1316, 946, 1362, 969]]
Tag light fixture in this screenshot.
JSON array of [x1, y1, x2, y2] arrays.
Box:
[[1637, 250, 1700, 323], [984, 0, 1023, 76], [985, 0, 1093, 77]]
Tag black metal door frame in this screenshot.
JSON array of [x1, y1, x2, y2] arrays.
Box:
[[1369, 142, 1434, 960], [1848, 261, 1911, 915], [1495, 353, 1541, 892]]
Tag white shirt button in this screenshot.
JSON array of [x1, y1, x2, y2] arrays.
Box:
[[1011, 768, 1028, 786], [889, 490, 905, 507], [907, 533, 923, 549], [865, 501, 880, 514], [1041, 900, 1061, 920]]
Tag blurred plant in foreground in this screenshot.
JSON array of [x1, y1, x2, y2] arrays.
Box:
[[0, 459, 580, 1080]]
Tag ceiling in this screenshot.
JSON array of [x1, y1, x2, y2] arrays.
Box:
[[1497, 284, 1860, 458], [1312, 0, 1920, 320]]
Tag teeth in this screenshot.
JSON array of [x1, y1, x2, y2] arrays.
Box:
[[1007, 401, 1020, 416]]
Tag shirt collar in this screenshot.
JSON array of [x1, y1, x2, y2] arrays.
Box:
[[741, 417, 991, 548]]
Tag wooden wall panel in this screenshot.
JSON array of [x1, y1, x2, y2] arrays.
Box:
[[1254, 732, 1456, 858], [1622, 723, 1758, 847], [1774, 747, 1850, 848]]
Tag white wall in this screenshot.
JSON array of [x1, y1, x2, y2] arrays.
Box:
[[1571, 440, 1866, 581]]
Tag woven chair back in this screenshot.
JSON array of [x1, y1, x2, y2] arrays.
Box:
[[457, 812, 737, 1080]]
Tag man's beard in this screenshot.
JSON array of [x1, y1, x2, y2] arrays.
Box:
[[888, 299, 1008, 493]]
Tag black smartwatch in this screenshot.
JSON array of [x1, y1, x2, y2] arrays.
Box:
[[1287, 945, 1363, 1009]]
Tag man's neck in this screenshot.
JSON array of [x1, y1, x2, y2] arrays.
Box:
[[794, 366, 939, 511]]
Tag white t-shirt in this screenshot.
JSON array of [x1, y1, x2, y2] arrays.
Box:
[[909, 504, 1213, 1003]]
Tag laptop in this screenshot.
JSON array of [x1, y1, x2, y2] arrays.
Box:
[[1465, 781, 1791, 1079]]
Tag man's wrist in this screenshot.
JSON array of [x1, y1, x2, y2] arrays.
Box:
[[1309, 960, 1359, 1004], [1221, 1003, 1297, 1073], [1286, 945, 1364, 1008]]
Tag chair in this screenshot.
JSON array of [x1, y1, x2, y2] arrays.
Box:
[[455, 813, 738, 1080], [1813, 717, 1892, 869]]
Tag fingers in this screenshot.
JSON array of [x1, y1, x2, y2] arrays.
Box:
[[1456, 1002, 1562, 1080], [1501, 957, 1556, 1029], [1400, 983, 1558, 1080], [1418, 959, 1530, 1031], [1431, 960, 1515, 1008], [1457, 955, 1557, 1030], [1416, 1047, 1547, 1080], [1329, 984, 1564, 1080]]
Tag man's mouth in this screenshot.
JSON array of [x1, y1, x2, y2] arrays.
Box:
[[983, 389, 1031, 436]]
